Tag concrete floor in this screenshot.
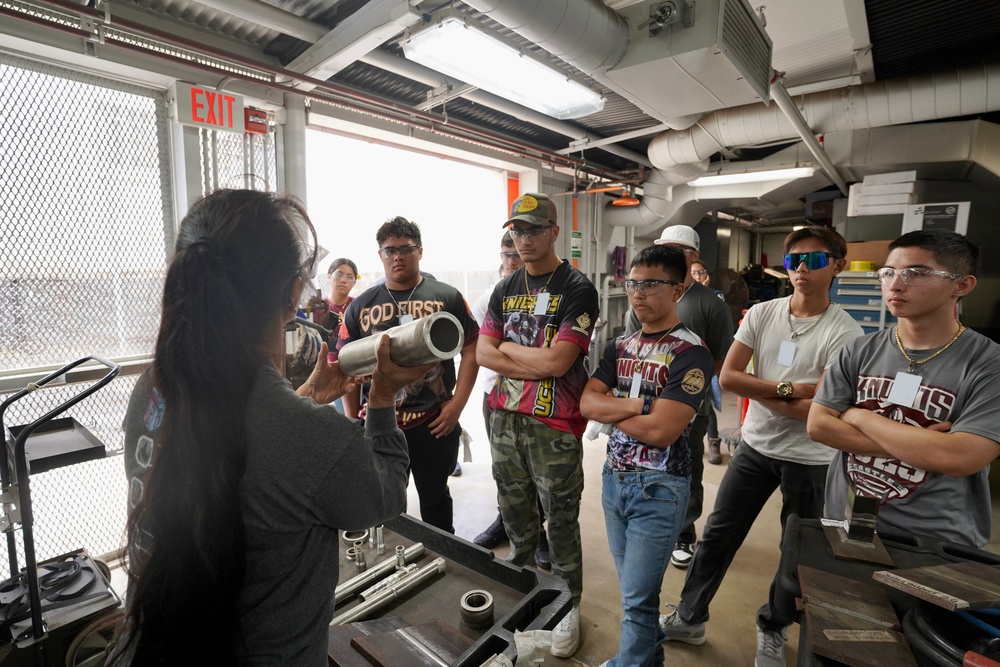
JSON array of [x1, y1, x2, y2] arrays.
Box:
[[436, 391, 1000, 667]]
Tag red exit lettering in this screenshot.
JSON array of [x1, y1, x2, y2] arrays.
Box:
[[190, 87, 237, 129]]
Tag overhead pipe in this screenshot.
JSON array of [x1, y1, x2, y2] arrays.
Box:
[[770, 75, 850, 196], [462, 0, 629, 74], [648, 63, 1000, 172], [603, 160, 710, 228], [192, 0, 328, 44], [17, 0, 631, 182]]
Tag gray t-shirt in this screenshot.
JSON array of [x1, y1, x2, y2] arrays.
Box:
[[738, 296, 864, 464], [815, 326, 1000, 547], [123, 365, 410, 665]]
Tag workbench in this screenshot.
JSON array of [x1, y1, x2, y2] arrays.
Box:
[[774, 515, 1000, 666]]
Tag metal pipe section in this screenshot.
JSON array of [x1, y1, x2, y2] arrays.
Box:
[[359, 563, 420, 600], [334, 542, 425, 605], [330, 557, 447, 625], [770, 78, 850, 195], [337, 311, 464, 377]]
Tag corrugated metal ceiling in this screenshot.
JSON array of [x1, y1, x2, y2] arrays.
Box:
[[112, 0, 1000, 176]]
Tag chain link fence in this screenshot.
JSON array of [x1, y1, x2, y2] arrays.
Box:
[[0, 54, 172, 563]]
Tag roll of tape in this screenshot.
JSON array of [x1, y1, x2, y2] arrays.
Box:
[[460, 589, 495, 630]]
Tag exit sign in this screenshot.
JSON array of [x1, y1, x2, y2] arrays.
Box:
[[172, 82, 245, 133]]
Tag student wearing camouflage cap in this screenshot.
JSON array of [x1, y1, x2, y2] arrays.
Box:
[[476, 193, 599, 658]]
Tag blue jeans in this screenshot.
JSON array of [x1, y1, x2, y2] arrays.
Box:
[[602, 463, 689, 667]]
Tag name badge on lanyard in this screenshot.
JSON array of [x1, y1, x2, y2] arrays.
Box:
[[400, 313, 414, 324], [778, 340, 797, 367], [887, 371, 922, 407], [533, 292, 550, 316], [629, 371, 642, 398]]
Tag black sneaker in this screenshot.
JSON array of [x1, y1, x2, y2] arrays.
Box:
[[473, 515, 508, 549], [535, 530, 551, 570], [671, 542, 694, 568]]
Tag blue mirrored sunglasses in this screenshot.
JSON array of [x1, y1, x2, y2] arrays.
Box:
[[784, 251, 833, 271]]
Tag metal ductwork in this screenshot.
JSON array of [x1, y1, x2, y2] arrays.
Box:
[[603, 160, 710, 227], [461, 0, 629, 74], [648, 63, 1000, 171]]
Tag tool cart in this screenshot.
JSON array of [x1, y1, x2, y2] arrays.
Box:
[[0, 357, 124, 666]]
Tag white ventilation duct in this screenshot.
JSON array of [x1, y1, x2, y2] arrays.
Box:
[[648, 63, 1000, 171], [462, 0, 629, 74]]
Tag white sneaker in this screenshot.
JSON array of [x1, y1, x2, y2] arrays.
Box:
[[550, 605, 580, 657], [755, 625, 788, 667]]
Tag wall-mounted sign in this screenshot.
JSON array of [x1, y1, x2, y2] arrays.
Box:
[[901, 202, 970, 235], [571, 230, 582, 259], [172, 82, 245, 133]]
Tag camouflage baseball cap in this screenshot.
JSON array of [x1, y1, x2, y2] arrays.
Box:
[[504, 193, 558, 228]]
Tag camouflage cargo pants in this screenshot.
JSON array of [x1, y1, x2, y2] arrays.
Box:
[[490, 410, 584, 605]]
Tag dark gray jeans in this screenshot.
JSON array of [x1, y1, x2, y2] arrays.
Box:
[[676, 443, 827, 632]]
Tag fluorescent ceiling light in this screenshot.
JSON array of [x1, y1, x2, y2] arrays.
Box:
[[401, 16, 605, 120], [688, 167, 816, 187]]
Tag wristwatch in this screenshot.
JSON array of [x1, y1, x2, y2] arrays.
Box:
[[776, 381, 794, 399]]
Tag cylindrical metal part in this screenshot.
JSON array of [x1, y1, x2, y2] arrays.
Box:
[[395, 545, 406, 569], [342, 529, 368, 545], [346, 546, 357, 561], [330, 557, 447, 625], [334, 542, 425, 605], [337, 311, 465, 377], [359, 563, 419, 600], [355, 548, 366, 572], [375, 525, 385, 555], [460, 589, 495, 630]]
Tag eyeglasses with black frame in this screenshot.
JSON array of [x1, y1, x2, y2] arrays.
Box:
[[509, 226, 554, 241], [783, 251, 833, 271], [875, 267, 964, 285], [379, 244, 420, 258], [624, 279, 681, 296]]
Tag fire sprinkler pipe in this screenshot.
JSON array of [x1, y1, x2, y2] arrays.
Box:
[[770, 75, 850, 195]]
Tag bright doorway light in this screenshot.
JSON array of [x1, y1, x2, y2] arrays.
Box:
[[402, 16, 605, 120]]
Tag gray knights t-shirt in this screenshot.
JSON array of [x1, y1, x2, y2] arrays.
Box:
[[815, 326, 1000, 547]]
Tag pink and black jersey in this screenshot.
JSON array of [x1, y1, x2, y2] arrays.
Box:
[[480, 261, 598, 438], [592, 326, 713, 475]]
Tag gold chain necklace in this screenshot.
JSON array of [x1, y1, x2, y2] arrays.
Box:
[[894, 323, 966, 374], [524, 261, 561, 297], [630, 322, 682, 373]]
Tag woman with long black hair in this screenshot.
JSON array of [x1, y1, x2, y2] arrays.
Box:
[[112, 189, 430, 665]]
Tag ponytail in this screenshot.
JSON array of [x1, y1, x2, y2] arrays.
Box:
[[115, 190, 316, 664]]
